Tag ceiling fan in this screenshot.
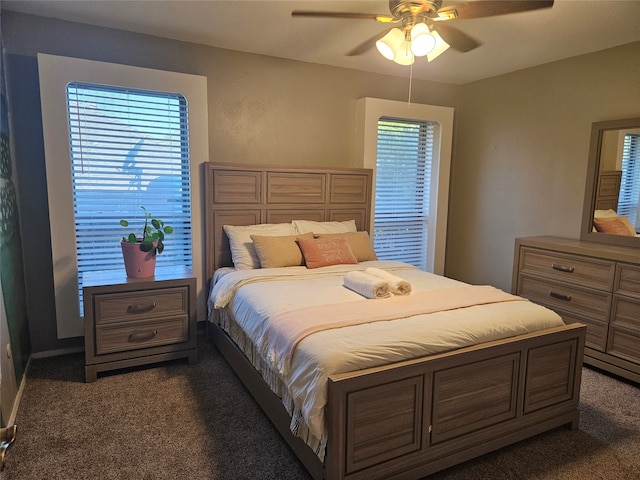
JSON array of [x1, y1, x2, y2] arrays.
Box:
[[292, 0, 554, 65]]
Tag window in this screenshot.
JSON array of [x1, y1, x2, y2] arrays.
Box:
[[618, 133, 640, 228], [66, 83, 192, 313], [357, 97, 453, 274], [374, 118, 434, 270], [38, 53, 208, 339]]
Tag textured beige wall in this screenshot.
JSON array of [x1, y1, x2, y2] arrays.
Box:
[[201, 49, 458, 169], [446, 42, 640, 290]]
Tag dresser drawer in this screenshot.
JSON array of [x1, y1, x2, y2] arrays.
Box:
[[95, 316, 189, 355], [615, 263, 640, 299], [556, 309, 608, 352], [94, 287, 189, 325], [518, 275, 611, 322], [611, 295, 640, 332], [607, 327, 640, 364], [518, 248, 614, 290]]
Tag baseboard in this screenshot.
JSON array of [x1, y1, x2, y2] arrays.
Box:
[[6, 357, 30, 427], [30, 346, 84, 360]]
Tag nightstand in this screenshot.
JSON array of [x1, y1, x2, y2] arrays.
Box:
[[83, 265, 197, 382]]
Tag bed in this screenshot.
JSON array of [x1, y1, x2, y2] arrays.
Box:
[[204, 162, 587, 480]]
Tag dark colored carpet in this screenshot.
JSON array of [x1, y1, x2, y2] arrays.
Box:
[[3, 338, 639, 479]]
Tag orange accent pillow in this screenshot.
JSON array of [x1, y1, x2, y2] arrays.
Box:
[[593, 216, 637, 236], [297, 236, 358, 269]]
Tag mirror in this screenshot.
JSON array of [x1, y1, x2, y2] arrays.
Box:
[[581, 117, 640, 248]]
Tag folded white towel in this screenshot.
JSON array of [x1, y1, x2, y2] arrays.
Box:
[[343, 271, 391, 299], [364, 267, 412, 295]]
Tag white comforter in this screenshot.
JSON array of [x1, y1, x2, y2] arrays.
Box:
[[208, 260, 564, 446]]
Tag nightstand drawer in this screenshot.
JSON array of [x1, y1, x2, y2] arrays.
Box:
[[95, 287, 189, 324], [95, 316, 189, 355], [519, 247, 614, 290]]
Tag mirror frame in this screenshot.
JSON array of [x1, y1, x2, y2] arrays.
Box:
[[581, 116, 640, 248]]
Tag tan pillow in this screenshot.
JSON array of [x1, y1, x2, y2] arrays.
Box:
[[297, 236, 358, 269], [250, 233, 313, 268], [593, 216, 636, 236], [315, 232, 377, 262], [223, 223, 297, 269]]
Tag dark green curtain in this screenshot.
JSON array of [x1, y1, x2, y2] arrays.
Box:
[[1, 45, 31, 385]]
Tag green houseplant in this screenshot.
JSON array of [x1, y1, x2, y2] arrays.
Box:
[[119, 206, 173, 278]]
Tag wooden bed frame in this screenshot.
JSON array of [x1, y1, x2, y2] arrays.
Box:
[[204, 162, 587, 480]]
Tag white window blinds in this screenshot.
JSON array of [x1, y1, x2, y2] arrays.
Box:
[[374, 117, 434, 270], [618, 134, 640, 228], [66, 82, 192, 312]]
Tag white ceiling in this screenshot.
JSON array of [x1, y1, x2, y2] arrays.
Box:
[[4, 0, 640, 84]]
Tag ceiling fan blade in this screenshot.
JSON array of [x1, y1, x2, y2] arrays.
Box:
[[292, 11, 396, 23], [436, 0, 554, 21], [431, 24, 480, 53], [346, 30, 389, 56]]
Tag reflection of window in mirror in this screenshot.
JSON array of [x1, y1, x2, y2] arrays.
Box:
[[598, 128, 640, 234], [619, 132, 640, 230]]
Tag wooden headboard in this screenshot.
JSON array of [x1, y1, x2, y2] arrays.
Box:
[[205, 162, 373, 280]]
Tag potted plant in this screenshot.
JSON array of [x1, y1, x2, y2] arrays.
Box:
[[120, 206, 173, 278]]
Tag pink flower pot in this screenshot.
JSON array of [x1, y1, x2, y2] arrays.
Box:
[[121, 241, 157, 278]]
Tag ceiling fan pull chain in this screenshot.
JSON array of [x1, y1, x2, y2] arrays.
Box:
[[408, 62, 413, 106]]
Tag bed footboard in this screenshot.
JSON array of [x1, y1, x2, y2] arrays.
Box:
[[325, 323, 586, 480], [209, 321, 585, 480]]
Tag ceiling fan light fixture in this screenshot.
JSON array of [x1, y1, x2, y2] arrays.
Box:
[[376, 27, 404, 61], [294, 0, 555, 66], [426, 30, 450, 62], [410, 22, 436, 57], [393, 40, 415, 65]]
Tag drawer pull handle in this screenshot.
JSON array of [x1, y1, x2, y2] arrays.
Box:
[[549, 291, 572, 301], [552, 263, 574, 273], [127, 302, 157, 314], [128, 330, 158, 342]]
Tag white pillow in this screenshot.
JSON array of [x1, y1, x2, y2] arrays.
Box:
[[594, 209, 618, 218], [223, 223, 296, 269], [293, 219, 357, 234]]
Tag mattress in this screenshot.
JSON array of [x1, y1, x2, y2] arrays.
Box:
[[207, 260, 565, 460]]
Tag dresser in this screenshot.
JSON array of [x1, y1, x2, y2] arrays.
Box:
[[83, 265, 197, 382], [513, 236, 640, 383]]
